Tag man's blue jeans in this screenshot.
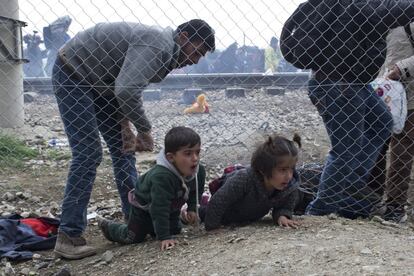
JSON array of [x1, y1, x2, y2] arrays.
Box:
[[305, 78, 393, 218], [52, 57, 137, 237]]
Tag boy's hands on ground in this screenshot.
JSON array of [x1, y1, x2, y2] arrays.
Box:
[[277, 216, 300, 229], [160, 239, 178, 251], [181, 210, 198, 225], [135, 131, 154, 152], [120, 119, 136, 154]]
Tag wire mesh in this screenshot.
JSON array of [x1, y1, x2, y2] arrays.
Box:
[[1, 0, 414, 225]]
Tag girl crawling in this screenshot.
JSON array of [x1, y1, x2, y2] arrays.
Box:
[[202, 134, 302, 230]]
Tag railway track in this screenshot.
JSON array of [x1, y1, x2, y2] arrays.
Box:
[[23, 72, 310, 94]]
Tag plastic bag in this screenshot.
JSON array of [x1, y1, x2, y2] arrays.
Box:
[[370, 77, 407, 134]]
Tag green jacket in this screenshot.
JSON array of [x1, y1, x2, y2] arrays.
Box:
[[134, 164, 205, 240]]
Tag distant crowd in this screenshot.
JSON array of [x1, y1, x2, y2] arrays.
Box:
[[23, 15, 72, 77]]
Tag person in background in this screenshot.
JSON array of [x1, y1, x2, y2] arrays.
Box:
[[370, 23, 414, 223], [43, 15, 72, 76], [212, 42, 239, 73], [23, 31, 46, 77], [264, 36, 281, 73]]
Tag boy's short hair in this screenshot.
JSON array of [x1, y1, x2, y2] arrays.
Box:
[[176, 19, 215, 52], [251, 133, 301, 179], [165, 126, 201, 153]]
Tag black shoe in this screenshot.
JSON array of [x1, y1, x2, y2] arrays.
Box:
[[382, 205, 407, 223], [370, 201, 386, 217]]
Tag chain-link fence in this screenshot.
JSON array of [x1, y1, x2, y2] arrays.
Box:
[[1, 0, 414, 226]]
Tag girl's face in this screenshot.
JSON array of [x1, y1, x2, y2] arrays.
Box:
[[263, 156, 297, 191]]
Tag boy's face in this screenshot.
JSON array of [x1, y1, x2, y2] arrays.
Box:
[[166, 143, 201, 177], [263, 156, 297, 191]]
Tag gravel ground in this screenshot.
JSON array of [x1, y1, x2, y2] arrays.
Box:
[[18, 88, 331, 165], [1, 88, 414, 275]]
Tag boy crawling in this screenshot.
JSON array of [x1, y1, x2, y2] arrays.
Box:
[[99, 126, 205, 250]]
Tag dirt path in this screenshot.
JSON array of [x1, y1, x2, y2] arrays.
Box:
[[6, 216, 414, 276], [2, 91, 414, 275]]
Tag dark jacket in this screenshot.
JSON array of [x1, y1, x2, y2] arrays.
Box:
[[282, 0, 414, 84], [204, 167, 300, 231]]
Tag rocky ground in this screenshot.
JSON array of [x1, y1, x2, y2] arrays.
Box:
[[18, 88, 332, 166], [1, 88, 414, 275]]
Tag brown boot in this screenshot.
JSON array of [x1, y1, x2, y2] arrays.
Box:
[[54, 231, 96, 260]]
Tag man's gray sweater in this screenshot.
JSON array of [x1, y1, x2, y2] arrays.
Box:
[[60, 22, 180, 132]]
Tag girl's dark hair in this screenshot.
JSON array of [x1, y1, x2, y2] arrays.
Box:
[[165, 126, 201, 153], [176, 19, 215, 52], [251, 133, 301, 179]]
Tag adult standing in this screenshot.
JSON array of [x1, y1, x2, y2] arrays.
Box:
[[370, 23, 414, 223], [44, 16, 72, 76], [23, 31, 46, 77], [264, 36, 281, 73], [281, 0, 414, 218], [52, 19, 215, 259]]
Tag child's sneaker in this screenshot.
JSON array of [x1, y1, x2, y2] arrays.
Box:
[[382, 205, 407, 223], [97, 216, 115, 241]]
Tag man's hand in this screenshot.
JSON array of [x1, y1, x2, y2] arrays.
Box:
[[160, 239, 178, 251], [277, 216, 300, 229], [120, 119, 136, 154], [180, 210, 198, 225], [386, 65, 402, 81], [135, 131, 154, 152]]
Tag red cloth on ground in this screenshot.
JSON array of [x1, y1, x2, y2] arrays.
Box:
[[20, 218, 58, 237]]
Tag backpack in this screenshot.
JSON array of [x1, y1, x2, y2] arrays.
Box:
[[280, 0, 371, 73], [280, 1, 329, 70], [208, 164, 245, 195], [280, 0, 386, 83]]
